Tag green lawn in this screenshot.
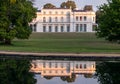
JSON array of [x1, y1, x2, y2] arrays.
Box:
[[0, 32, 120, 53]]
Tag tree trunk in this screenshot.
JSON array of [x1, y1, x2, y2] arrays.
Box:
[[4, 38, 11, 45]]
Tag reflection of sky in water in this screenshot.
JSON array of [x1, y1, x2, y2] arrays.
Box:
[[35, 74, 98, 84]]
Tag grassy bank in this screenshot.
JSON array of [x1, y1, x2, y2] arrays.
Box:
[[0, 33, 120, 53]]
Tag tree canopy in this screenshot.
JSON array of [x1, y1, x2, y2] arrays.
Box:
[[96, 0, 120, 42], [43, 3, 56, 9], [0, 0, 36, 44], [60, 1, 76, 10]]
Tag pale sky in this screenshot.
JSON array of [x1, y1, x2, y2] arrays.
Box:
[[33, 0, 107, 11]]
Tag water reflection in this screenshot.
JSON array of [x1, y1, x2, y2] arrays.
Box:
[[30, 60, 96, 83], [95, 61, 120, 84], [0, 58, 120, 84], [0, 59, 36, 84]]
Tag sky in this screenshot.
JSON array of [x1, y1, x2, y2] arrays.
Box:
[[33, 0, 107, 11]]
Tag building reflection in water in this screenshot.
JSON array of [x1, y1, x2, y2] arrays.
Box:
[[30, 60, 96, 78]]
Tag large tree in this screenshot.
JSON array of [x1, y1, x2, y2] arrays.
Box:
[[0, 0, 36, 45], [43, 3, 56, 9], [96, 0, 120, 42], [60, 0, 76, 10]]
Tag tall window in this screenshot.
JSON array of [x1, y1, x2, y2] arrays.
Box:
[[49, 26, 52, 32], [61, 17, 63, 22], [49, 11, 52, 14], [49, 62, 52, 68], [61, 11, 64, 14], [84, 16, 87, 21], [49, 17, 52, 22], [61, 26, 64, 32], [93, 17, 95, 22], [76, 16, 78, 21], [55, 26, 58, 32], [33, 24, 36, 32], [84, 24, 87, 32], [55, 11, 58, 14], [55, 17, 58, 22], [43, 26, 46, 32], [67, 25, 70, 32], [43, 12, 46, 14], [43, 17, 46, 22], [80, 24, 82, 31], [76, 24, 79, 32], [80, 16, 82, 21]]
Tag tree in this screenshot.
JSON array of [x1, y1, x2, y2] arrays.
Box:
[[0, 0, 36, 45], [96, 0, 120, 42], [60, 0, 76, 10], [43, 3, 56, 9], [96, 10, 102, 24], [95, 62, 120, 84], [0, 59, 36, 84]]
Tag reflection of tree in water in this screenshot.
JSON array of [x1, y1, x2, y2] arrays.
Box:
[[60, 74, 76, 83], [95, 62, 120, 84], [0, 59, 36, 84], [84, 74, 93, 78], [44, 76, 53, 80]]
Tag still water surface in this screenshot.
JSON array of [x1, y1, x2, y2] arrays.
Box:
[[0, 58, 120, 84]]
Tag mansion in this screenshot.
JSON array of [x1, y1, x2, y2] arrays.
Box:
[[30, 5, 96, 32]]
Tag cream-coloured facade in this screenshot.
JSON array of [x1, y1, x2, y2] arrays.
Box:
[[30, 7, 96, 32], [30, 60, 96, 77]]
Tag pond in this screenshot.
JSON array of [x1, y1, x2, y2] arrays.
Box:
[[0, 58, 120, 84]]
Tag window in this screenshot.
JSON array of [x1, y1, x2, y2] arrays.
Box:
[[76, 64, 78, 69], [55, 11, 58, 14], [55, 17, 58, 22], [80, 64, 82, 69], [55, 63, 57, 68], [55, 26, 58, 32], [84, 24, 87, 32], [43, 62, 46, 68], [43, 12, 46, 14], [43, 26, 46, 32], [84, 64, 87, 69], [43, 17, 46, 22], [61, 11, 64, 14], [67, 25, 70, 32], [76, 24, 79, 32], [33, 24, 36, 32], [49, 17, 52, 22], [43, 71, 46, 73], [49, 62, 52, 68], [76, 16, 78, 21], [61, 63, 63, 68], [80, 16, 82, 21], [61, 17, 63, 22], [49, 11, 52, 14], [61, 26, 64, 32], [80, 24, 82, 31], [49, 26, 52, 32], [93, 17, 94, 21], [84, 16, 87, 21]]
